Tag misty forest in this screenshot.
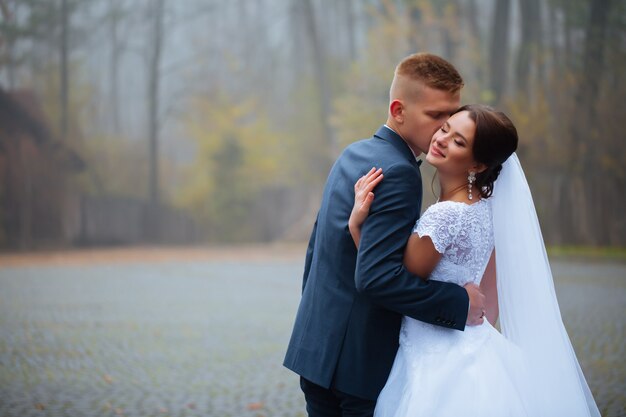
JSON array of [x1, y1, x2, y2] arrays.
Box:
[[1, 0, 624, 249]]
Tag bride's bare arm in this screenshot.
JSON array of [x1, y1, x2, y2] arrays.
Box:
[[402, 235, 442, 279], [479, 249, 499, 324]]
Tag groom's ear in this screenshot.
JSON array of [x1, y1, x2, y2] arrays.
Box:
[[390, 100, 404, 123]]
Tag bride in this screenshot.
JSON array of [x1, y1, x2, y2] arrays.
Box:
[[349, 104, 600, 417]]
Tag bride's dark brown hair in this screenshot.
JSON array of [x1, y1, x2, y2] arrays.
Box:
[[454, 104, 518, 198]]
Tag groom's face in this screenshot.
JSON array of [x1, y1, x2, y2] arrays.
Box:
[[402, 85, 460, 155]]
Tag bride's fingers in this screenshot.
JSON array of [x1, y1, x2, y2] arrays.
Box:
[[359, 167, 375, 184], [365, 167, 381, 180], [355, 169, 374, 189], [360, 192, 375, 211], [355, 168, 383, 193], [363, 172, 384, 193], [359, 168, 382, 188]]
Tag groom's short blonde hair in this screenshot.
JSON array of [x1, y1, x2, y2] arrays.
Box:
[[390, 53, 464, 101]]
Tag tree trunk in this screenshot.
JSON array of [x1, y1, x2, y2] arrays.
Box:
[[489, 0, 511, 104], [345, 0, 357, 62], [302, 0, 338, 167], [289, 1, 308, 88], [545, 2, 561, 91], [60, 0, 69, 141], [408, 1, 423, 52], [575, 0, 613, 245], [17, 138, 33, 249], [579, 0, 612, 122], [570, 0, 613, 173], [464, 0, 485, 87], [439, 0, 459, 63], [147, 0, 164, 208], [0, 0, 16, 89], [109, 0, 121, 134], [515, 0, 541, 98]]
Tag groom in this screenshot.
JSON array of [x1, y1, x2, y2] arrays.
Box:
[[284, 53, 486, 416]]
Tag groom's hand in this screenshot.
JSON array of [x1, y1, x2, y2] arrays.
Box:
[[464, 283, 486, 326]]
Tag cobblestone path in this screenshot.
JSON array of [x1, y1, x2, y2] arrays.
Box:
[[0, 259, 623, 417]]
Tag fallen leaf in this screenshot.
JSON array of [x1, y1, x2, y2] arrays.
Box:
[[103, 374, 114, 384], [34, 403, 45, 410], [247, 402, 264, 411]]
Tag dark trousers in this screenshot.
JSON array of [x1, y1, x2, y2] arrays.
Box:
[[300, 377, 377, 417]]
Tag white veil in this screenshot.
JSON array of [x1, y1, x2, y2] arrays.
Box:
[[491, 153, 600, 417]]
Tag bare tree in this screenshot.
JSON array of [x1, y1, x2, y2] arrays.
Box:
[[60, 0, 69, 141], [463, 0, 486, 88], [301, 0, 338, 166], [344, 0, 357, 62], [573, 0, 613, 243], [147, 0, 164, 208], [515, 0, 542, 98], [0, 0, 17, 89], [436, 0, 460, 62], [489, 0, 511, 104], [108, 0, 124, 134]]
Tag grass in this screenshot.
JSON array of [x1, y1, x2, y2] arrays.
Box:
[[547, 246, 626, 262]]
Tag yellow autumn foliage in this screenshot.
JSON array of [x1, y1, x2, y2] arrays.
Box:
[[176, 92, 291, 240]]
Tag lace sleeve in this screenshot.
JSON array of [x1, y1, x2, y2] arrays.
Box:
[[412, 202, 464, 254]]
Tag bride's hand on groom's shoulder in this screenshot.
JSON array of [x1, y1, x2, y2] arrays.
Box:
[[349, 167, 384, 231]]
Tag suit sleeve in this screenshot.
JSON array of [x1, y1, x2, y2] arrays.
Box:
[[301, 216, 318, 293], [354, 164, 469, 330]]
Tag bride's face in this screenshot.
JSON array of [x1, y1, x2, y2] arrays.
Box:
[[426, 111, 481, 177]]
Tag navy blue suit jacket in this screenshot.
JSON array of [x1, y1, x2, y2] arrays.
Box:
[[283, 126, 469, 401]]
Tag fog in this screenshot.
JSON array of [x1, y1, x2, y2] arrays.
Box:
[[1, 0, 624, 249]]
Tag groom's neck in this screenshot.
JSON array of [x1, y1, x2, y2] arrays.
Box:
[[385, 120, 421, 158]]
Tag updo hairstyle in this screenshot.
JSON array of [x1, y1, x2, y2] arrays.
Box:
[[454, 104, 519, 198]]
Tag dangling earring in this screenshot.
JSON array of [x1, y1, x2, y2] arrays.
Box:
[[468, 171, 476, 200]]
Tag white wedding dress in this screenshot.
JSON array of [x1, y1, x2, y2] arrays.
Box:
[[374, 199, 532, 417], [374, 178, 600, 417]]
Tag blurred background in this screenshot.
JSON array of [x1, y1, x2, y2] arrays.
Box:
[[0, 0, 624, 250], [0, 1, 625, 417]]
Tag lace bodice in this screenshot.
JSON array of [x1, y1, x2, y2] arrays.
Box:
[[399, 199, 495, 355], [413, 199, 494, 286]]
